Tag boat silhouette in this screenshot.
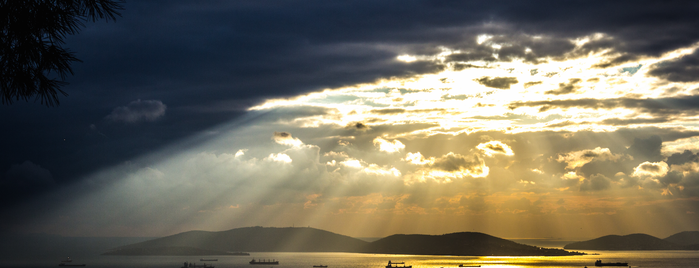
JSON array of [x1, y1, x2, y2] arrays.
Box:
[[386, 261, 412, 268], [594, 260, 628, 266], [250, 259, 279, 265]]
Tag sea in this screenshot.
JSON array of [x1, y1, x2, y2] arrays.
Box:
[[3, 251, 699, 268]]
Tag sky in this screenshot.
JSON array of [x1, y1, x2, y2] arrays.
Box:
[[2, 0, 699, 240]]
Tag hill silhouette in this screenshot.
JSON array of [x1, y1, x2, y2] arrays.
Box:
[[105, 227, 583, 256], [664, 231, 699, 247], [103, 246, 243, 256], [362, 232, 581, 256], [564, 233, 687, 250], [104, 227, 368, 254]]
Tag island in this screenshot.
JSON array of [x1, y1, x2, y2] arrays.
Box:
[[564, 231, 699, 250], [104, 226, 584, 256]]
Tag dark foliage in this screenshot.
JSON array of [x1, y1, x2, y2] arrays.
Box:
[[0, 0, 122, 106]]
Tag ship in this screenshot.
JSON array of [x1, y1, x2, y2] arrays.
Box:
[[182, 262, 214, 268], [458, 265, 480, 267], [386, 261, 412, 268], [313, 265, 328, 268], [594, 260, 628, 266], [250, 259, 279, 265], [200, 259, 218, 261], [58, 264, 86, 267], [61, 257, 72, 263]]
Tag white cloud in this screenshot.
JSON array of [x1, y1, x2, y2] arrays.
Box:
[[557, 147, 626, 169], [406, 152, 489, 183], [266, 153, 292, 163], [632, 161, 669, 177], [373, 137, 405, 153], [340, 159, 363, 169], [404, 152, 434, 165], [362, 164, 401, 177], [477, 141, 514, 156], [272, 132, 304, 147], [106, 99, 166, 123]]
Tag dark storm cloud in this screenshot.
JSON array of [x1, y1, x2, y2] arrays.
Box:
[[106, 99, 167, 123], [4, 0, 699, 214], [2, 161, 55, 190], [648, 48, 699, 82], [592, 53, 639, 68], [475, 76, 519, 89], [666, 150, 699, 166], [626, 135, 663, 162], [0, 161, 56, 207]]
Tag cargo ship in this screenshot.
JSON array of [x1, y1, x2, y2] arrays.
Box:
[[250, 259, 279, 265], [182, 262, 214, 268], [386, 261, 411, 268], [594, 260, 628, 266]]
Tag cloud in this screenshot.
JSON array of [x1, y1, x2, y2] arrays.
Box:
[[632, 161, 669, 177], [648, 48, 699, 82], [544, 78, 582, 95], [477, 141, 514, 156], [509, 96, 699, 118], [475, 76, 519, 89], [460, 194, 488, 212], [500, 197, 542, 214], [348, 122, 370, 131], [666, 150, 699, 166], [557, 147, 626, 169], [272, 132, 304, 147], [626, 136, 663, 162], [3, 161, 56, 190], [266, 153, 293, 163], [373, 137, 405, 153], [580, 174, 612, 192], [410, 152, 489, 182], [362, 164, 401, 177], [404, 152, 433, 165], [106, 99, 166, 123]]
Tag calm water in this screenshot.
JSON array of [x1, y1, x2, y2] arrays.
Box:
[[4, 251, 699, 268]]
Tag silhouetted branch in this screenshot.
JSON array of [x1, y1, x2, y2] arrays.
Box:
[[0, 0, 123, 106]]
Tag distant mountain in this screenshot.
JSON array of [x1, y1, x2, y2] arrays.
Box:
[[362, 232, 583, 256], [106, 227, 584, 256], [104, 227, 368, 254], [103, 246, 246, 256], [664, 231, 699, 247], [564, 233, 683, 250]]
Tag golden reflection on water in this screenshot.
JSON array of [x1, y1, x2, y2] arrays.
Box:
[[404, 255, 583, 268]]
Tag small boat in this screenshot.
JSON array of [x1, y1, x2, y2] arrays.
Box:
[[386, 261, 412, 268], [250, 259, 279, 265], [313, 265, 328, 268], [200, 259, 218, 261], [182, 262, 214, 268], [594, 260, 628, 266]]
